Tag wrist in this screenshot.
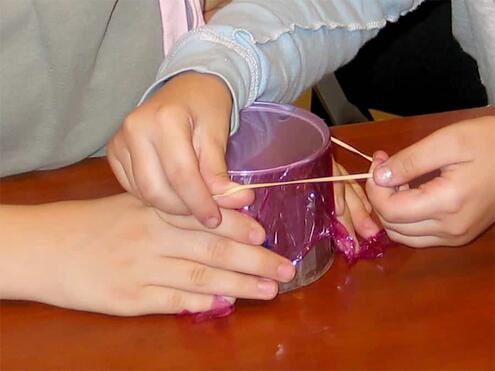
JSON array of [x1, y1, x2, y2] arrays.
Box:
[[169, 71, 232, 107], [0, 204, 54, 301]]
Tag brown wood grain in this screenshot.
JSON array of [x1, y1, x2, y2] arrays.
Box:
[[1, 106, 494, 370]]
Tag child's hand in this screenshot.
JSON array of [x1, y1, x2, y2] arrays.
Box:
[[0, 194, 295, 316], [333, 160, 380, 249], [107, 72, 253, 229], [366, 116, 495, 247]]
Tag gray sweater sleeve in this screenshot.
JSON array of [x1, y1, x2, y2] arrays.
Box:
[[141, 0, 424, 133]]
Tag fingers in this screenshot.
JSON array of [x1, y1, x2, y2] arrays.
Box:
[[106, 150, 133, 193], [368, 173, 457, 223], [131, 286, 218, 315], [215, 188, 256, 210], [145, 258, 279, 300], [126, 133, 190, 214], [380, 218, 441, 237], [335, 199, 360, 251], [199, 134, 255, 209], [373, 126, 467, 187], [333, 161, 378, 238], [384, 230, 445, 248], [367, 151, 473, 248], [350, 181, 372, 214], [380, 212, 474, 248], [108, 72, 246, 226], [160, 230, 295, 284], [336, 162, 372, 213], [332, 160, 345, 216], [344, 182, 380, 239], [156, 208, 266, 245], [153, 108, 221, 227], [107, 135, 141, 197]]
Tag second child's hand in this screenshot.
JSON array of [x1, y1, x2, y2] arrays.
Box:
[[107, 72, 253, 228]]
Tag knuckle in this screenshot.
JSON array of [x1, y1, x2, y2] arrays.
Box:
[[253, 249, 277, 274], [443, 188, 463, 214], [156, 105, 189, 128], [107, 137, 117, 154], [205, 238, 230, 264], [166, 164, 195, 188], [165, 290, 185, 313], [122, 114, 140, 138], [188, 265, 210, 287], [447, 234, 473, 247], [445, 221, 469, 238], [138, 180, 162, 205]]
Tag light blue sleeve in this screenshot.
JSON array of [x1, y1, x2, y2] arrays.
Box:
[[141, 0, 424, 133]]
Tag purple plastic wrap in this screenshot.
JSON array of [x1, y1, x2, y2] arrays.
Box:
[[179, 102, 393, 321], [179, 295, 235, 323], [331, 221, 393, 264], [227, 103, 394, 290], [227, 103, 335, 292]]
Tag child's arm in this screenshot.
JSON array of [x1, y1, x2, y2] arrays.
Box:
[[0, 194, 294, 315], [107, 72, 247, 230], [366, 116, 495, 247], [108, 1, 423, 230]]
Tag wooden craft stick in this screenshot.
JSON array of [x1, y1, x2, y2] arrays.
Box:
[[214, 137, 374, 199], [214, 173, 372, 199], [330, 137, 373, 162]]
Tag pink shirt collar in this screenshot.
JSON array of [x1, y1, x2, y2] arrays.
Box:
[[159, 0, 204, 56]]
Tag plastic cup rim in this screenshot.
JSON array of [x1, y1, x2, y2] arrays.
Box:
[[227, 102, 331, 177]]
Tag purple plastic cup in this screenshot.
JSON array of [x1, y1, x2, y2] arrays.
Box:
[[227, 102, 335, 292]]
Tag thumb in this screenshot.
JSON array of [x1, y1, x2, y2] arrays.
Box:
[[198, 120, 255, 210], [373, 127, 462, 187]]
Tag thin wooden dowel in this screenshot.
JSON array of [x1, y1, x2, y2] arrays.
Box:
[[330, 137, 373, 162], [214, 173, 372, 199], [214, 136, 373, 199]]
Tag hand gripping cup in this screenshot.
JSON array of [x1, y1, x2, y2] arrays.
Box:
[[227, 102, 335, 292]]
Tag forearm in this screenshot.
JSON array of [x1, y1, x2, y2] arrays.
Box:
[[141, 0, 424, 132], [0, 204, 53, 300], [0, 200, 100, 302]]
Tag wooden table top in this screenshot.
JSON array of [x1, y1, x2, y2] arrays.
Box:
[[1, 106, 494, 370]]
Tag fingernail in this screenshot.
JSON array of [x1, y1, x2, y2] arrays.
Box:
[[257, 279, 277, 297], [277, 263, 295, 282], [375, 166, 393, 185], [249, 228, 265, 245], [204, 216, 220, 229]]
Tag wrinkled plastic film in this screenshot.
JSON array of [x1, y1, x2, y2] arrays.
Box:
[[228, 103, 335, 291], [228, 104, 393, 267], [331, 220, 393, 263], [231, 146, 334, 265], [180, 103, 392, 321], [179, 295, 235, 323]]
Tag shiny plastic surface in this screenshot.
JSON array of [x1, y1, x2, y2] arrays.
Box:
[[228, 103, 335, 292]]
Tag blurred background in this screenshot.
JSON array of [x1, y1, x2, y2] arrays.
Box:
[[293, 0, 488, 124]]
